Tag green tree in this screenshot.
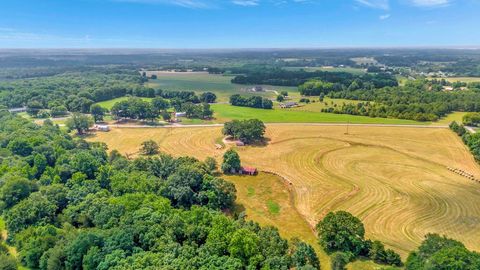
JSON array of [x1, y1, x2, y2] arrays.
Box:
[[222, 119, 266, 144], [221, 149, 241, 174], [291, 239, 320, 269], [152, 97, 170, 112], [316, 211, 365, 255], [140, 140, 159, 156], [204, 157, 218, 173], [276, 95, 285, 102], [0, 176, 37, 209], [0, 254, 17, 270], [331, 252, 350, 270], [90, 104, 106, 123], [66, 113, 94, 135], [26, 100, 43, 117], [7, 138, 33, 156], [228, 229, 261, 265]]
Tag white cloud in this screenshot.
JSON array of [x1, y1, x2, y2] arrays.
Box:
[[379, 14, 391, 20], [409, 0, 451, 7], [355, 0, 390, 9], [232, 0, 259, 6]]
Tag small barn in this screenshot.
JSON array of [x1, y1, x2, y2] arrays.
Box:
[[97, 125, 110, 132], [241, 166, 257, 176], [280, 102, 298, 108]]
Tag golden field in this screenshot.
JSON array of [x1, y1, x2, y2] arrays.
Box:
[[89, 125, 480, 261]]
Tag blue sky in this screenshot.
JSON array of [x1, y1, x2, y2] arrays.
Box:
[[0, 0, 478, 48]]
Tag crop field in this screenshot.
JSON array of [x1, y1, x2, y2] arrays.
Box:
[[144, 72, 295, 102], [89, 125, 480, 261]]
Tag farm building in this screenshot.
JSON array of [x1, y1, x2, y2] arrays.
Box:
[[280, 102, 298, 108], [96, 125, 110, 132], [252, 85, 264, 92], [241, 166, 257, 175]]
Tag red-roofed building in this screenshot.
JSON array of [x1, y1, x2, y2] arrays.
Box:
[[241, 166, 257, 176]]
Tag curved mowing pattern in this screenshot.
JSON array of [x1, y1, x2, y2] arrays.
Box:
[[90, 125, 480, 257]]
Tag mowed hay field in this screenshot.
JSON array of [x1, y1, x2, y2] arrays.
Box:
[[89, 125, 480, 260]]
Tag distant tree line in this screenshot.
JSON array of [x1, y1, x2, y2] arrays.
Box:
[[230, 68, 397, 88], [229, 94, 273, 109], [111, 97, 213, 121], [319, 80, 480, 122]]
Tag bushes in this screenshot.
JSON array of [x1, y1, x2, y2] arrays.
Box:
[[317, 211, 402, 267], [229, 94, 273, 109], [406, 234, 480, 270]]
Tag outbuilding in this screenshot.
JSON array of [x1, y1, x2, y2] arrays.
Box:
[[97, 125, 110, 132], [280, 102, 298, 108], [241, 166, 257, 176]]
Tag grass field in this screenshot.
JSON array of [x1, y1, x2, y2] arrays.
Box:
[[144, 72, 295, 102], [211, 104, 424, 125], [89, 124, 480, 265], [435, 111, 468, 125], [96, 96, 153, 110], [443, 77, 480, 83]]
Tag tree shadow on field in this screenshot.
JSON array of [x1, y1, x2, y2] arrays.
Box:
[[248, 137, 271, 148]]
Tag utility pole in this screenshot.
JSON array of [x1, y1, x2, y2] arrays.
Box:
[[345, 121, 349, 135]]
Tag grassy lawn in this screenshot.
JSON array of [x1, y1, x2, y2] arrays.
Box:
[[442, 77, 480, 83], [96, 96, 153, 110], [434, 111, 468, 125], [287, 98, 362, 113], [211, 103, 424, 125], [145, 72, 295, 102]]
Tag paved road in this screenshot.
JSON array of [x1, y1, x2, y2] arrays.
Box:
[[466, 126, 477, 134]]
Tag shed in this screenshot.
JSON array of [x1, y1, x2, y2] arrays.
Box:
[[280, 102, 298, 108], [242, 167, 257, 176], [175, 112, 187, 117], [97, 125, 110, 132]]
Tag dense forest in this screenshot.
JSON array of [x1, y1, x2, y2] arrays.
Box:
[[0, 68, 145, 109], [0, 111, 322, 270]]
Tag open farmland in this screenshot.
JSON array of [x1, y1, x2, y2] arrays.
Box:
[[144, 71, 295, 102], [212, 103, 424, 124], [89, 124, 480, 260]]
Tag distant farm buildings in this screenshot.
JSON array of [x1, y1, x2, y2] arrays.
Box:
[[252, 85, 264, 92], [280, 102, 298, 108]]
